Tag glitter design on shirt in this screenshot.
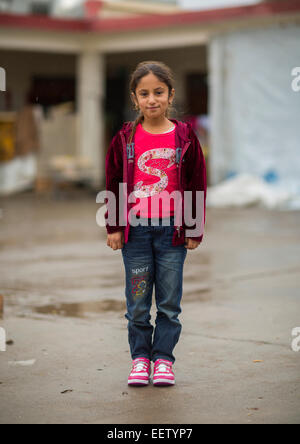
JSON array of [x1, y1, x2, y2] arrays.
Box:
[[133, 148, 176, 198]]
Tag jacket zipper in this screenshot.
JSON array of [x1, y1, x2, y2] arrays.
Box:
[[176, 141, 191, 237], [120, 130, 129, 233], [120, 131, 127, 182]]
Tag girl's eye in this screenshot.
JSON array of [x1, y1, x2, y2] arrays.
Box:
[[140, 91, 163, 96]]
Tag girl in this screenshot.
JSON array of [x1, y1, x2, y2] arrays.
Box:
[[105, 61, 207, 387]]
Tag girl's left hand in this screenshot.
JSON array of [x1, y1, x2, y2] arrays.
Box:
[[184, 237, 200, 250]]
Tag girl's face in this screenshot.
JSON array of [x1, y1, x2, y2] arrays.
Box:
[[132, 72, 175, 121]]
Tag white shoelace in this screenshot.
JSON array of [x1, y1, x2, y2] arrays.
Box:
[[133, 361, 148, 372], [156, 363, 171, 373]]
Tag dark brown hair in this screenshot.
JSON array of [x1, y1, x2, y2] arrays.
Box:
[[128, 61, 175, 144]]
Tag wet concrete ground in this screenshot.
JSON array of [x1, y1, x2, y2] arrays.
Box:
[[0, 190, 299, 424]]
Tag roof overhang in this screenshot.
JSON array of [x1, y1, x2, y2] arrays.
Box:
[[0, 0, 300, 34]]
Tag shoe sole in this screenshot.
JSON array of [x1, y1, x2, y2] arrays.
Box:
[[128, 379, 149, 386], [153, 379, 175, 386]]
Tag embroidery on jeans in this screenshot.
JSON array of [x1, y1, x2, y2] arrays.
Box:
[[131, 266, 149, 275], [131, 273, 149, 301]]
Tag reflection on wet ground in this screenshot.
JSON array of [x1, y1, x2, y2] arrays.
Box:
[[31, 291, 212, 319], [33, 300, 126, 318]]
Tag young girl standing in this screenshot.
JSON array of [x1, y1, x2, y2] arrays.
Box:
[[105, 61, 207, 386]]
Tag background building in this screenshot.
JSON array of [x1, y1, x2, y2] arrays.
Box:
[[0, 0, 299, 207]]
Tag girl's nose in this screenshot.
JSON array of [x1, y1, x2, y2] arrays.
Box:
[[148, 94, 156, 103]]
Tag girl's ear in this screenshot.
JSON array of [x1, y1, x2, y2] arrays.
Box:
[[169, 88, 175, 105], [131, 92, 138, 108]]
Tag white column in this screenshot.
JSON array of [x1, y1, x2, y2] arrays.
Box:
[[77, 51, 105, 188], [208, 37, 227, 185]]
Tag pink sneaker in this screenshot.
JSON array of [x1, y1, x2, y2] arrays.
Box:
[[128, 358, 151, 386], [153, 359, 175, 386]]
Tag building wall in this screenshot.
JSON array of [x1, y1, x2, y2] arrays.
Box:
[[0, 50, 76, 111]]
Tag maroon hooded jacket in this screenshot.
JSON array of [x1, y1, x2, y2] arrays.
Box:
[[105, 119, 207, 247]]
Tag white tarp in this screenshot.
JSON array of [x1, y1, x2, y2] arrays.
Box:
[[0, 154, 37, 196], [209, 24, 300, 201], [207, 173, 300, 210]]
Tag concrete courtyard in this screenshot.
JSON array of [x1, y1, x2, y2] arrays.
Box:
[[0, 190, 299, 424]]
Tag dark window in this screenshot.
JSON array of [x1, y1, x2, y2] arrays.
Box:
[[29, 76, 76, 114], [31, 1, 50, 16], [186, 73, 208, 116]]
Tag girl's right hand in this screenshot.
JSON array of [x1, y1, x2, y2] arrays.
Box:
[[107, 232, 124, 250]]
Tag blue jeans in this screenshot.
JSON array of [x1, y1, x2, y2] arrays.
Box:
[[121, 215, 188, 363]]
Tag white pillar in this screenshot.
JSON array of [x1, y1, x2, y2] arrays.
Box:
[[208, 38, 228, 185], [77, 51, 105, 188]]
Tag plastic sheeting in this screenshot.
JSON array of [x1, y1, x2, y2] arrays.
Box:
[[0, 154, 37, 196], [207, 173, 300, 210], [209, 24, 300, 202]]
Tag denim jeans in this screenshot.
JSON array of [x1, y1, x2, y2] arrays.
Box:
[[121, 215, 188, 363]]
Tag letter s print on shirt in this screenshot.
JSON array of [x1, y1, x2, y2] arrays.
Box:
[[134, 148, 176, 198]]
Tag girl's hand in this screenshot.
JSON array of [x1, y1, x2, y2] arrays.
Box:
[[107, 231, 124, 250], [184, 237, 200, 250]]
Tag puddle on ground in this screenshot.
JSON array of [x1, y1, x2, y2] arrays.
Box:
[[33, 299, 126, 318]]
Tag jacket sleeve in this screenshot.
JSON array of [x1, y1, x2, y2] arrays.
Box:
[[105, 131, 125, 234], [183, 126, 207, 243]]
